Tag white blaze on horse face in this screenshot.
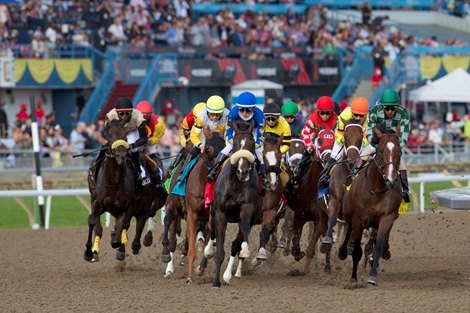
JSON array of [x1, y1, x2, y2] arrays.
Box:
[[240, 138, 246, 150], [265, 150, 278, 186], [386, 141, 395, 181], [238, 159, 250, 182]]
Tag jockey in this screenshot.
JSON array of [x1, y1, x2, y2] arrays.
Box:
[[105, 97, 148, 183], [318, 97, 369, 188], [281, 101, 305, 138], [179, 95, 230, 172], [207, 91, 266, 183], [351, 89, 411, 202], [263, 102, 291, 155], [136, 100, 166, 186], [165, 102, 205, 176]]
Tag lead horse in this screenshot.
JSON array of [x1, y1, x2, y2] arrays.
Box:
[[339, 126, 402, 285], [206, 120, 263, 288]]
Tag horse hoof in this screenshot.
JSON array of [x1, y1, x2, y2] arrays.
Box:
[[143, 232, 153, 247], [337, 251, 348, 261], [239, 249, 250, 259], [84, 250, 93, 262], [321, 236, 333, 244], [382, 250, 391, 260], [187, 278, 193, 284], [350, 278, 358, 285], [161, 254, 171, 263], [204, 251, 214, 259], [320, 243, 331, 254], [283, 248, 290, 257], [212, 282, 221, 289], [277, 239, 286, 249], [132, 248, 140, 255], [164, 271, 173, 278], [294, 251, 305, 262], [367, 276, 378, 286], [116, 251, 125, 261], [196, 265, 205, 276], [91, 252, 100, 262]]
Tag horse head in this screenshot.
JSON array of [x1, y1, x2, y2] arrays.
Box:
[[314, 127, 335, 164], [203, 127, 226, 163], [288, 138, 306, 168], [263, 134, 282, 192], [342, 117, 364, 169], [374, 124, 401, 189], [230, 120, 256, 182], [105, 119, 129, 165]]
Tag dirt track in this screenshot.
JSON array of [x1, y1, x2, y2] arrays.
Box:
[[0, 210, 469, 313]]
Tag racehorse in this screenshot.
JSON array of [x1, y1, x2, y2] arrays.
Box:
[[338, 126, 402, 285], [288, 128, 335, 274], [321, 119, 365, 249], [182, 128, 226, 284], [254, 134, 286, 263], [205, 120, 263, 288], [84, 119, 136, 262]]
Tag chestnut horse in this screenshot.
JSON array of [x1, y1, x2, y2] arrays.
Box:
[[321, 119, 365, 249], [288, 128, 335, 274], [338, 127, 402, 285], [205, 120, 263, 288]]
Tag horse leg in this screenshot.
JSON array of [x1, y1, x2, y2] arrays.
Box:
[[256, 208, 276, 264], [291, 214, 306, 262], [303, 220, 323, 275], [350, 225, 364, 285], [283, 207, 294, 256], [204, 209, 216, 259], [368, 215, 395, 286], [318, 212, 331, 273], [91, 218, 103, 262], [337, 221, 351, 260], [84, 202, 100, 262], [212, 209, 227, 288], [185, 210, 198, 284], [321, 197, 340, 246], [238, 204, 254, 259], [143, 216, 155, 247], [224, 228, 243, 283], [131, 214, 146, 255], [114, 213, 128, 261], [161, 209, 174, 263], [363, 228, 377, 268], [279, 206, 292, 249]]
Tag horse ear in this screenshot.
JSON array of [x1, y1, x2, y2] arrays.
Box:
[[375, 127, 383, 139]]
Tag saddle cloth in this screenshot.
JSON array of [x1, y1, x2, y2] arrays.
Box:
[[171, 156, 200, 196]]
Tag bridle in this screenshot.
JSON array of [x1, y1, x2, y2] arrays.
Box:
[[373, 133, 401, 184]]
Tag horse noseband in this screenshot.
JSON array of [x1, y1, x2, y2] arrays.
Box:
[[265, 165, 281, 175]]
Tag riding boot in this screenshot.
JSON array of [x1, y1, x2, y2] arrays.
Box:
[[176, 153, 195, 183], [131, 151, 144, 185], [165, 147, 184, 177], [207, 152, 228, 182], [318, 159, 335, 188], [400, 169, 411, 203], [344, 158, 364, 187], [149, 153, 163, 188]]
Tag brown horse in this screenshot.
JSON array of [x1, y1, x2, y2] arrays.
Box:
[[205, 120, 263, 288], [338, 127, 402, 285], [288, 128, 335, 274], [182, 128, 226, 284], [321, 119, 365, 248], [84, 119, 135, 262]]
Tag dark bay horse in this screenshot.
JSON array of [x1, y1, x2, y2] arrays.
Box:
[[288, 128, 335, 274], [321, 119, 365, 249], [84, 119, 136, 262], [205, 120, 263, 288], [182, 129, 226, 284], [339, 127, 402, 285]]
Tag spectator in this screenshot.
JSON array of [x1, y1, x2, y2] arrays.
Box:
[[0, 98, 8, 138], [16, 102, 29, 125], [360, 1, 372, 26], [69, 122, 87, 152], [35, 100, 45, 124]]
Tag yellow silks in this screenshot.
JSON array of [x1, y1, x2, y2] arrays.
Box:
[[92, 235, 101, 253], [81, 59, 93, 81], [121, 229, 128, 245], [442, 56, 470, 73], [14, 59, 27, 82], [420, 56, 442, 79], [26, 59, 55, 84], [55, 59, 82, 84]]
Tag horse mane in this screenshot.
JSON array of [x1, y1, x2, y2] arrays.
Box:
[[265, 133, 280, 146], [206, 132, 226, 156], [349, 118, 362, 125], [234, 120, 253, 132]]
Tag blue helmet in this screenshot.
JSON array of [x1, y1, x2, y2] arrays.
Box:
[[236, 92, 256, 108]]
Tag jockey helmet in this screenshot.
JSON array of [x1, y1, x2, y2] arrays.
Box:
[[380, 89, 400, 106], [115, 97, 133, 111], [351, 97, 369, 115], [263, 102, 281, 116], [236, 91, 257, 108], [316, 96, 334, 112], [206, 95, 225, 113], [281, 101, 298, 115], [136, 101, 152, 114]]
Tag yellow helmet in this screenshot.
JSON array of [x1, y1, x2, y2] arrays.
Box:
[[206, 95, 225, 113]]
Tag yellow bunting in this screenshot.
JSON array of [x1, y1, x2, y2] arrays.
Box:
[[121, 229, 128, 245], [420, 56, 442, 79], [55, 59, 82, 84], [14, 59, 27, 82], [442, 56, 470, 73], [26, 59, 55, 83], [92, 235, 101, 253], [81, 59, 93, 81], [398, 200, 408, 215]]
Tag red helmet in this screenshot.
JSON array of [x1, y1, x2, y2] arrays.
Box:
[[316, 96, 334, 112], [136, 101, 152, 114]]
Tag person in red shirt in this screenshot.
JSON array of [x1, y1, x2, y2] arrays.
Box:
[[16, 103, 29, 125], [35, 100, 45, 124]]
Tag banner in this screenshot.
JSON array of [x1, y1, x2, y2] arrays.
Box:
[[0, 56, 15, 87]]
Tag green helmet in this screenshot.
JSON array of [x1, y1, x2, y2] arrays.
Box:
[[281, 101, 298, 115], [380, 89, 400, 106]]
